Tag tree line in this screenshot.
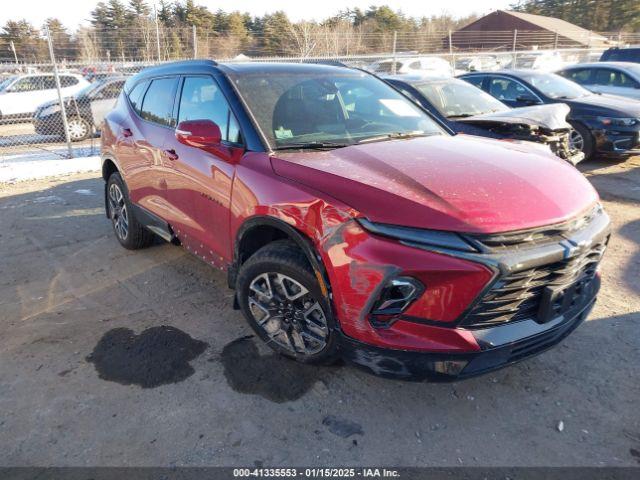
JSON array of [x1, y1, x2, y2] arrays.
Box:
[[1, 0, 638, 64], [0, 0, 479, 63]]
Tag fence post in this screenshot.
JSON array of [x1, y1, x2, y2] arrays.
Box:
[[512, 29, 518, 66], [554, 31, 559, 50], [45, 25, 73, 159], [448, 30, 454, 68], [391, 30, 397, 75], [154, 4, 162, 62], [193, 25, 197, 59]]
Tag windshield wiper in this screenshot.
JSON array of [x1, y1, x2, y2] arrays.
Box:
[[274, 141, 351, 151], [448, 114, 475, 119], [356, 131, 434, 144]]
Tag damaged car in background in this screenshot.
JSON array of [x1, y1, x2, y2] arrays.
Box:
[[385, 74, 584, 164]]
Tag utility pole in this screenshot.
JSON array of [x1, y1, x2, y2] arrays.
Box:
[[9, 41, 18, 65], [391, 31, 397, 75], [45, 25, 73, 159], [154, 3, 162, 62], [193, 25, 197, 59]]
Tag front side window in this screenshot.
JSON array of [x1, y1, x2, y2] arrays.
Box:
[[177, 76, 241, 143], [60, 76, 79, 87], [42, 76, 57, 89], [140, 77, 178, 127], [564, 69, 593, 84], [489, 77, 532, 101], [415, 79, 508, 118], [231, 70, 443, 149]]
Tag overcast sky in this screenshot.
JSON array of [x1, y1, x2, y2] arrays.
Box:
[[0, 0, 514, 29]]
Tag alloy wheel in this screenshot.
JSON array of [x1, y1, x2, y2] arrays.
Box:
[[108, 182, 128, 240], [247, 272, 328, 355], [569, 129, 584, 152]]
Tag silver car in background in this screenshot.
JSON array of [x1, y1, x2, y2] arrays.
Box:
[[557, 62, 640, 100]]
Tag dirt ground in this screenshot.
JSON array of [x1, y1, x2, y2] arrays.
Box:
[[0, 156, 639, 467]]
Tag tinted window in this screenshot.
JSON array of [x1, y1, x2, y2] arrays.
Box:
[[489, 77, 532, 101], [564, 69, 592, 84], [177, 76, 241, 143], [10, 76, 43, 92], [60, 76, 78, 87], [463, 75, 484, 88], [593, 69, 640, 88], [42, 76, 57, 89], [140, 77, 177, 126], [128, 80, 149, 114]]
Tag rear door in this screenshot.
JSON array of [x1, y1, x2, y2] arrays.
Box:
[[117, 76, 179, 219], [162, 75, 242, 262]]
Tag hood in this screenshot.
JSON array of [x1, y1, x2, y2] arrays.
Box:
[[271, 135, 597, 234], [567, 93, 640, 116], [457, 104, 571, 131]]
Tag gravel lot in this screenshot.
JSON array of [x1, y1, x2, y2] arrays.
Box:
[[0, 156, 639, 467]]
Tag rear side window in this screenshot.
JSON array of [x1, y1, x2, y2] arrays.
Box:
[[140, 77, 178, 126], [593, 69, 639, 88], [177, 76, 241, 143], [128, 80, 149, 114], [60, 76, 79, 87], [10, 76, 43, 92]]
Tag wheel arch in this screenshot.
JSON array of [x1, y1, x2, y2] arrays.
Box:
[[230, 216, 333, 305]]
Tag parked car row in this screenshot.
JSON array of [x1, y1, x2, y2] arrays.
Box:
[[99, 60, 611, 380]]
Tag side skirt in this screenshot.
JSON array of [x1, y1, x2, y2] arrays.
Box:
[[130, 204, 177, 244]]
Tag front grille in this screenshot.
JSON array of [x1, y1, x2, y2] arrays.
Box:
[[461, 239, 607, 329]]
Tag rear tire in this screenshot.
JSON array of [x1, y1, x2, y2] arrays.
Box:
[[569, 122, 595, 161], [106, 172, 154, 250], [236, 240, 339, 364]]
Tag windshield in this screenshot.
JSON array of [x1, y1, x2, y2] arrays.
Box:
[[521, 72, 590, 99], [414, 79, 509, 117], [232, 69, 444, 149]]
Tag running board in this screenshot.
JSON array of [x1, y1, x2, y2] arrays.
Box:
[[131, 204, 177, 244]]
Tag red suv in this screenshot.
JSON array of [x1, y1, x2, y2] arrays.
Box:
[[100, 61, 610, 380]]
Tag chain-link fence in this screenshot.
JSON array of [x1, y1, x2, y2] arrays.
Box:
[[0, 26, 638, 162]]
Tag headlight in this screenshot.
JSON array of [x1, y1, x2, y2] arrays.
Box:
[[38, 104, 61, 117], [596, 117, 638, 127], [358, 218, 478, 252]]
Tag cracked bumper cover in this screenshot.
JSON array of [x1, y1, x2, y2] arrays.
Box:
[[338, 292, 597, 381]]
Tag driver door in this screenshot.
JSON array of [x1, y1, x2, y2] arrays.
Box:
[[162, 75, 242, 263]]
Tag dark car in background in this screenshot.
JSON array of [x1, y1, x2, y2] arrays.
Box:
[[33, 76, 127, 141], [385, 74, 584, 164], [600, 47, 640, 63], [460, 70, 640, 160]]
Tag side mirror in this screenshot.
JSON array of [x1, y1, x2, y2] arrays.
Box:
[[176, 119, 222, 148]]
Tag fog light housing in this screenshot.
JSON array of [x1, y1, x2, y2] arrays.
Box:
[[370, 276, 424, 327]]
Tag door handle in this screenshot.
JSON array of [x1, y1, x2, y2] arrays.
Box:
[[164, 149, 179, 161], [121, 127, 133, 138]]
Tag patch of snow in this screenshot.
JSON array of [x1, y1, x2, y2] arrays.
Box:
[[0, 155, 101, 183], [74, 189, 96, 195]]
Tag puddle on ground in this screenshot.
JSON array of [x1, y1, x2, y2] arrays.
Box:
[[322, 415, 364, 438], [221, 336, 324, 403], [86, 326, 208, 388]]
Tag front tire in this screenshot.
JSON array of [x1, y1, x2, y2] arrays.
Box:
[[236, 240, 338, 364], [106, 172, 154, 250], [569, 122, 595, 161]]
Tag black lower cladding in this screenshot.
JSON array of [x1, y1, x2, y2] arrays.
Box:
[[339, 299, 596, 382]]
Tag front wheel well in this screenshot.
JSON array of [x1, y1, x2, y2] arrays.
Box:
[[231, 219, 323, 291], [102, 158, 118, 181]]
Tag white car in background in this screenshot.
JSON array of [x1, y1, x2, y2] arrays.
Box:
[[515, 51, 564, 71], [369, 56, 454, 76], [0, 73, 89, 122]]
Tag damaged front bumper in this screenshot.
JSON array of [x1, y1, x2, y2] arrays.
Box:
[[339, 296, 596, 381]]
